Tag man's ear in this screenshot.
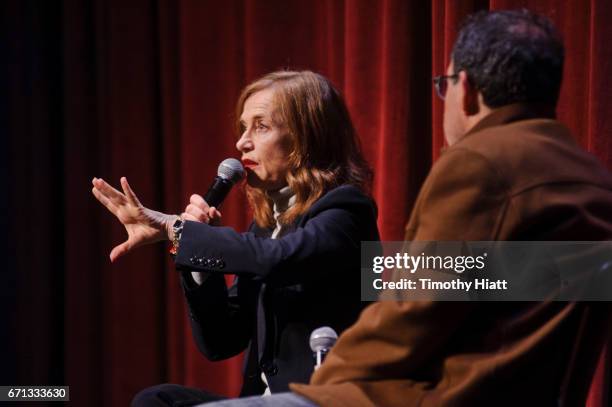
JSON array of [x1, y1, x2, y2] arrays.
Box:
[[460, 71, 480, 116]]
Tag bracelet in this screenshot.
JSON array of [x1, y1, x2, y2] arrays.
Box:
[[169, 216, 184, 256]]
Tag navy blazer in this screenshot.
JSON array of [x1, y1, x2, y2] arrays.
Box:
[[175, 184, 380, 395]]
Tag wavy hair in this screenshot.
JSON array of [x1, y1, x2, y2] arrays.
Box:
[[236, 70, 373, 229]]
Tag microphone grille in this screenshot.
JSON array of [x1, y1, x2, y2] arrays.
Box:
[[309, 326, 338, 352], [217, 158, 245, 184]]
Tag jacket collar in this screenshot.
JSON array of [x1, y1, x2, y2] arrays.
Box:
[[463, 102, 556, 140]]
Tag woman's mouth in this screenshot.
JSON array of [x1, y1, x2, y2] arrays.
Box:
[[242, 159, 258, 169]]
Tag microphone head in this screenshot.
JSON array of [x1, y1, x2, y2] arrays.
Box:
[[309, 326, 338, 352], [217, 158, 245, 184]]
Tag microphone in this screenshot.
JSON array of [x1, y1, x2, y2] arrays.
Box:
[[309, 326, 338, 370], [204, 158, 245, 208]]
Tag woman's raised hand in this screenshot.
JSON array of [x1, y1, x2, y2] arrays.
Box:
[[91, 177, 176, 262]]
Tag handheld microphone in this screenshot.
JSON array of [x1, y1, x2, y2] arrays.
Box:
[[204, 158, 245, 208], [309, 326, 338, 370]]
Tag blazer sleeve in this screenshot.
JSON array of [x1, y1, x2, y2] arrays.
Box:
[[177, 186, 376, 361], [174, 194, 371, 285], [180, 272, 257, 361]]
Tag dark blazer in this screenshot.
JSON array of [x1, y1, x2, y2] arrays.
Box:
[[174, 184, 380, 395], [292, 104, 612, 407]]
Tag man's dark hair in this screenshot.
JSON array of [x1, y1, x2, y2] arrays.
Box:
[[452, 9, 564, 108]]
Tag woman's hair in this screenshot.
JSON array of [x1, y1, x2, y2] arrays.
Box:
[[236, 70, 373, 229]]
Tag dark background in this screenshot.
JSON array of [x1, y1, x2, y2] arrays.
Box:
[[2, 0, 611, 405]]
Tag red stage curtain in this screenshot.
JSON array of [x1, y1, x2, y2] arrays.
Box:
[[4, 0, 611, 405]]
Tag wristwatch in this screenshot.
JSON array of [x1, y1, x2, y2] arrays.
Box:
[[169, 216, 184, 256]]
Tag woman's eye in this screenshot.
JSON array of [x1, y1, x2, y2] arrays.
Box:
[[256, 122, 268, 131]]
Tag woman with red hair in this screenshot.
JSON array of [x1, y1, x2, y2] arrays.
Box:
[[92, 70, 379, 406]]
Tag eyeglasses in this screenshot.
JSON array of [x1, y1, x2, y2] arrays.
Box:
[[433, 74, 459, 100]]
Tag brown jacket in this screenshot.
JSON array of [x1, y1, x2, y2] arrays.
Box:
[[291, 104, 612, 406]]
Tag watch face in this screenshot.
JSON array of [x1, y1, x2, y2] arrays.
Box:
[[173, 218, 184, 240]]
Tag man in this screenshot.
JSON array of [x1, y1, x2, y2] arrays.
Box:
[[200, 9, 612, 407], [289, 9, 612, 407]]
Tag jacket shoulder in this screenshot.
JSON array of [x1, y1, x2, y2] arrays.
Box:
[[455, 119, 612, 192], [308, 184, 376, 216], [248, 185, 376, 234]]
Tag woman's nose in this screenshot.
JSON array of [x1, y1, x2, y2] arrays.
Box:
[[236, 132, 253, 152]]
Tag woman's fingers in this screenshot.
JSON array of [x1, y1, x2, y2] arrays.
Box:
[[110, 240, 131, 262], [208, 207, 222, 220], [186, 194, 220, 224], [208, 207, 222, 226], [181, 212, 199, 222], [92, 177, 171, 262], [92, 177, 127, 206], [190, 194, 210, 211], [92, 186, 118, 215], [185, 203, 209, 222], [120, 177, 142, 207]]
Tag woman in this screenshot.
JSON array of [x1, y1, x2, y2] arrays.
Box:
[[92, 70, 379, 405]]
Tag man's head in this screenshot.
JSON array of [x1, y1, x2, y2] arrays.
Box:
[[441, 9, 564, 145]]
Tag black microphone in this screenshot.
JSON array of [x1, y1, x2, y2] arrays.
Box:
[[204, 158, 245, 208], [309, 326, 338, 370]]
